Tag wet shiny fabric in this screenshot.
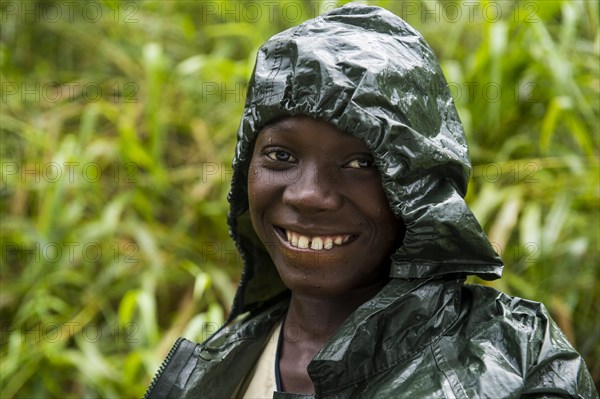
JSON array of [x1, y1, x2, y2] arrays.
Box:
[[144, 3, 597, 398], [146, 279, 596, 398]]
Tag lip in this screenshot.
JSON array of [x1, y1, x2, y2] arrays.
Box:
[[273, 225, 358, 251]]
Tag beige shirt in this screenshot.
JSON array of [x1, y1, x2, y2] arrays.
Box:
[[234, 321, 282, 399]]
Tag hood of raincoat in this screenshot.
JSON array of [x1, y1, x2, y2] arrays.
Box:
[[227, 2, 503, 320]]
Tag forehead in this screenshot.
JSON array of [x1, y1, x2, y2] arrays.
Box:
[[256, 116, 370, 151]]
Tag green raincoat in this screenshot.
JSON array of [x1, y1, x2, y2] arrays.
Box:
[[145, 3, 596, 398]]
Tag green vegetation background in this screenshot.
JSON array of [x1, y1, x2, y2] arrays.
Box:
[[1, 0, 598, 397]]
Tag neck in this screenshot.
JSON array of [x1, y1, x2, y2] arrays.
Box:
[[284, 279, 388, 345]]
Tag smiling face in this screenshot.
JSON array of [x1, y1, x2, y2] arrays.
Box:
[[247, 116, 403, 298]]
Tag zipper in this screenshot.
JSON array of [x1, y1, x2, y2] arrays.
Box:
[[143, 337, 185, 399]]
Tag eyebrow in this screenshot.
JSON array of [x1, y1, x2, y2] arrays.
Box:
[[262, 119, 295, 134]]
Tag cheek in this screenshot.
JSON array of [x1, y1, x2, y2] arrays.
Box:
[[247, 163, 264, 233], [247, 163, 260, 203], [365, 186, 400, 239], [247, 160, 271, 199], [247, 163, 281, 235]]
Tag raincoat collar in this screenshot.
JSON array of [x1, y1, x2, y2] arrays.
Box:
[[308, 278, 463, 396], [205, 277, 463, 397]]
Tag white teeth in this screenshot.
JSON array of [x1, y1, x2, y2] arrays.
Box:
[[311, 237, 323, 250], [283, 229, 352, 250], [297, 235, 309, 249]]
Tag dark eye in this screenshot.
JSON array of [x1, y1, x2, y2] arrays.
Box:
[[345, 158, 373, 169], [266, 150, 296, 163]]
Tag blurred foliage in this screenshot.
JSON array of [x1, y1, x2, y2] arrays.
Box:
[[0, 0, 598, 396]]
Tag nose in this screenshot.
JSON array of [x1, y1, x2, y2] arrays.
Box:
[[282, 163, 343, 213]]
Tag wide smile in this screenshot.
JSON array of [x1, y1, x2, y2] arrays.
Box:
[[274, 226, 357, 251]]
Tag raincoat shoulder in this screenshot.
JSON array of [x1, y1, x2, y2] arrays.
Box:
[[144, 281, 597, 398], [436, 285, 597, 398]]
